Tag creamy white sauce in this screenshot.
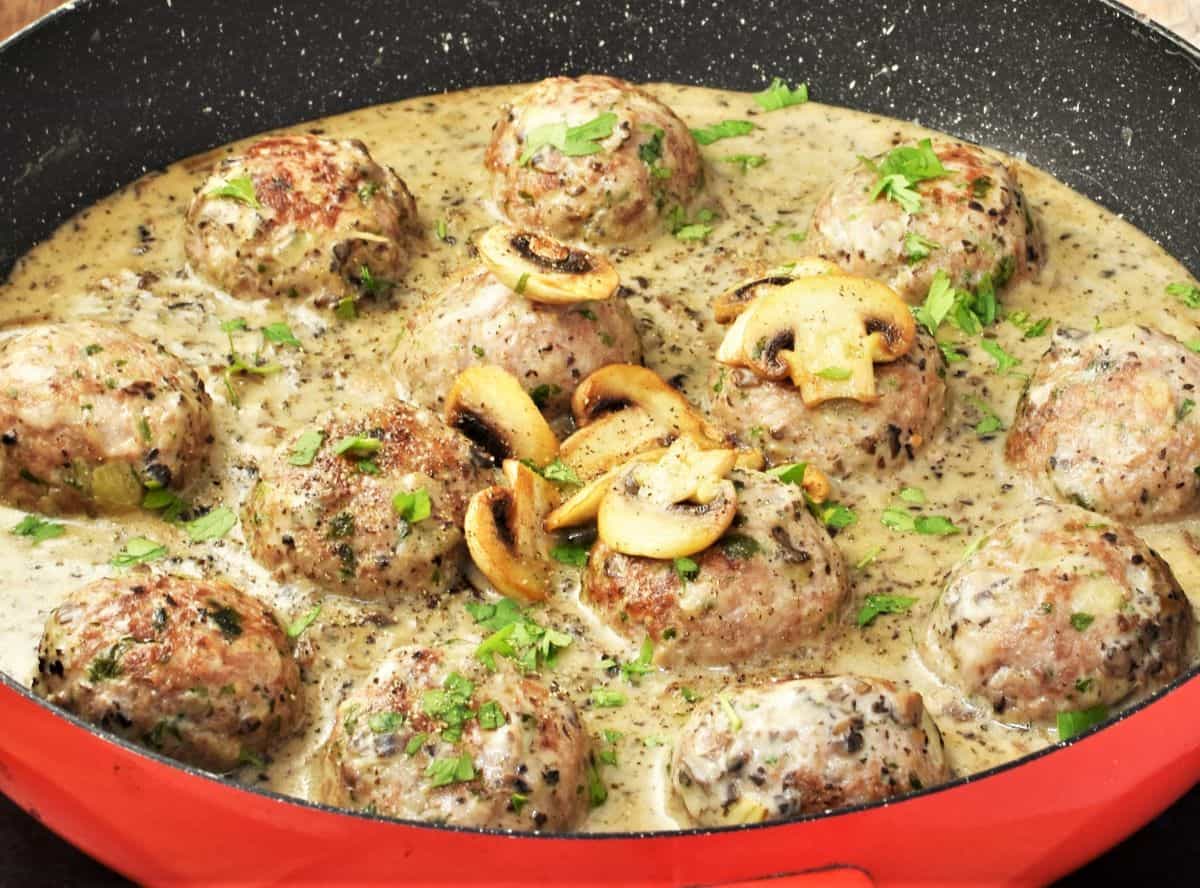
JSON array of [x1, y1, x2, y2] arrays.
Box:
[[2, 83, 1199, 832]]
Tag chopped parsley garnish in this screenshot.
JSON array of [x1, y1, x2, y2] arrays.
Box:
[[768, 461, 808, 486], [854, 546, 882, 570], [667, 205, 717, 241], [426, 753, 475, 788], [1069, 612, 1095, 631], [84, 343, 104, 356], [586, 755, 609, 808], [478, 700, 506, 730], [551, 543, 589, 568], [405, 732, 428, 756], [881, 507, 961, 536], [357, 182, 379, 203], [967, 395, 1005, 437], [898, 486, 926, 504], [637, 124, 669, 178], [110, 537, 167, 568], [673, 556, 699, 583], [979, 338, 1020, 373], [11, 514, 65, 545], [261, 322, 301, 347], [519, 112, 617, 165], [722, 154, 767, 173], [719, 533, 760, 559], [422, 672, 476, 742], [1007, 310, 1051, 338], [334, 298, 358, 321], [466, 599, 572, 672], [435, 218, 449, 241], [1179, 399, 1196, 422], [1167, 281, 1200, 309], [753, 77, 809, 111], [286, 605, 322, 639], [863, 138, 948, 214], [333, 435, 382, 458], [393, 488, 432, 525], [680, 686, 701, 703], [590, 687, 627, 708], [718, 692, 742, 731], [142, 488, 186, 522], [207, 603, 243, 639], [184, 506, 237, 542], [1056, 704, 1108, 741], [509, 792, 529, 813], [289, 430, 325, 466], [369, 711, 404, 734], [904, 232, 941, 263], [619, 638, 655, 685], [220, 317, 283, 405], [691, 119, 756, 145], [857, 594, 918, 627], [817, 503, 857, 530], [541, 458, 581, 486], [913, 271, 957, 335], [357, 265, 394, 298], [1075, 677, 1094, 694], [970, 176, 994, 198], [206, 175, 261, 209]]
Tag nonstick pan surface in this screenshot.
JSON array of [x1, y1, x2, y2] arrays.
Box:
[[1, 0, 1199, 884]]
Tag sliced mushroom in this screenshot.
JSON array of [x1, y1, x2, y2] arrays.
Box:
[[478, 225, 619, 304], [545, 448, 667, 532], [464, 459, 560, 603], [444, 365, 559, 466], [597, 438, 738, 560], [715, 274, 915, 407], [712, 258, 841, 324], [561, 364, 762, 480]]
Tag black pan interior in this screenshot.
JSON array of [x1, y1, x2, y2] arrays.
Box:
[[1, 0, 1198, 283]]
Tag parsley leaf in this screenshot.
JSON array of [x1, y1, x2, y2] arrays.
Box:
[[478, 700, 506, 730], [619, 638, 655, 685], [1168, 282, 1200, 309], [551, 543, 589, 568], [979, 338, 1020, 373], [519, 112, 617, 165], [111, 537, 167, 568], [261, 322, 300, 347], [11, 514, 65, 545], [881, 508, 961, 536], [673, 556, 699, 583], [333, 435, 382, 458], [426, 753, 475, 788], [722, 154, 767, 173], [913, 271, 957, 335], [206, 175, 261, 209], [753, 77, 809, 111], [369, 711, 404, 734], [691, 120, 756, 145], [967, 395, 1006, 437], [1070, 612, 1095, 631], [392, 489, 432, 524], [904, 232, 941, 263], [184, 506, 237, 542], [467, 601, 572, 672], [865, 139, 948, 213], [857, 594, 918, 627], [286, 604, 321, 639], [542, 458, 581, 486], [1057, 705, 1108, 741], [590, 687, 627, 708], [289, 430, 325, 466]]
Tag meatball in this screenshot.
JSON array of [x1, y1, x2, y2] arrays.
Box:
[[707, 332, 946, 477], [186, 134, 418, 308], [0, 321, 212, 513], [485, 75, 703, 242], [922, 500, 1194, 723], [321, 645, 590, 831], [33, 574, 302, 772], [392, 266, 642, 416], [1007, 325, 1200, 522], [243, 401, 491, 601], [582, 469, 849, 666], [807, 138, 1042, 303], [672, 676, 949, 826]]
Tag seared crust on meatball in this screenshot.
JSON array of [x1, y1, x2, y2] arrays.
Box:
[[485, 75, 703, 242], [0, 321, 212, 513], [33, 574, 302, 772], [186, 135, 418, 307], [1007, 325, 1200, 522], [807, 139, 1042, 303], [672, 676, 949, 825], [243, 402, 491, 601], [582, 469, 849, 666], [707, 332, 946, 477], [321, 645, 590, 831], [392, 266, 642, 416], [922, 500, 1195, 722]]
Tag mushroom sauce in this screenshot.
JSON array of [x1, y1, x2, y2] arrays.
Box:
[[2, 82, 1198, 832]]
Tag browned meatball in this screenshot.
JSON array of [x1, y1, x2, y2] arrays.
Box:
[[707, 333, 947, 477], [33, 574, 302, 772], [673, 676, 949, 825], [1007, 325, 1200, 522], [243, 401, 491, 601], [922, 500, 1195, 723], [392, 266, 642, 416], [485, 75, 703, 242], [321, 645, 590, 831], [186, 135, 418, 308], [582, 469, 848, 666], [807, 139, 1042, 303], [0, 321, 212, 513]]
